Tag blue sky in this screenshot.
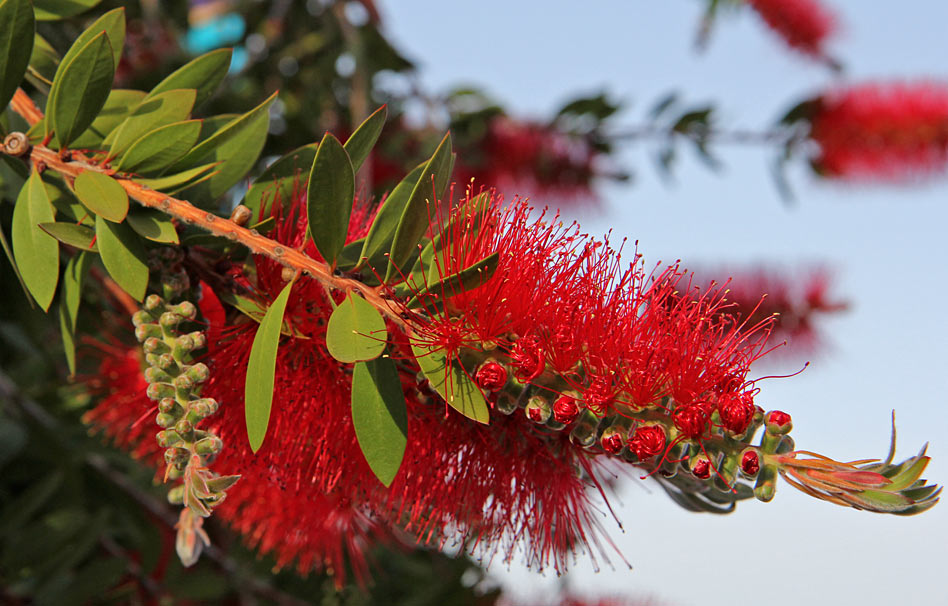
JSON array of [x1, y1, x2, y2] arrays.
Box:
[[379, 2, 948, 605]]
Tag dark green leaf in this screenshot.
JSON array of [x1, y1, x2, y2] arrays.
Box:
[[336, 238, 364, 271], [58, 251, 92, 376], [357, 162, 424, 272], [242, 143, 317, 218], [351, 356, 407, 487], [12, 167, 58, 310], [33, 0, 101, 21], [132, 162, 219, 194], [125, 207, 178, 244], [25, 33, 58, 91], [72, 169, 128, 222], [326, 291, 387, 363], [115, 119, 202, 174], [344, 105, 387, 173], [70, 89, 146, 149], [245, 279, 293, 453], [147, 48, 231, 109], [48, 32, 115, 148], [106, 88, 197, 159], [410, 340, 489, 424], [95, 214, 148, 301], [0, 0, 35, 111], [406, 252, 498, 309], [385, 133, 453, 281], [38, 222, 97, 251], [307, 133, 354, 265], [0, 472, 61, 538]]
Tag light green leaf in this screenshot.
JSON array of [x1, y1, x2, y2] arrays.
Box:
[[357, 162, 425, 273], [95, 214, 148, 301], [351, 356, 408, 487], [406, 252, 499, 309], [38, 222, 97, 251], [242, 142, 317, 218], [12, 167, 58, 310], [385, 133, 453, 281], [48, 31, 115, 148], [106, 89, 197, 159], [125, 207, 179, 244], [131, 162, 220, 194], [0, 0, 35, 111], [72, 170, 128, 222], [147, 48, 231, 109], [70, 89, 146, 149], [410, 339, 489, 424], [326, 291, 387, 363], [59, 251, 92, 376], [344, 105, 387, 174], [115, 119, 202, 174], [33, 0, 101, 21], [307, 133, 354, 265], [245, 279, 294, 453]]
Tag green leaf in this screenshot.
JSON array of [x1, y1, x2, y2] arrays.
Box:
[[242, 142, 317, 218], [0, 213, 32, 303], [12, 167, 58, 310], [38, 221, 97, 251], [307, 133, 354, 265], [48, 31, 115, 148], [58, 251, 92, 376], [125, 207, 179, 244], [410, 340, 489, 424], [33, 0, 102, 21], [0, 0, 35, 111], [147, 48, 231, 109], [106, 89, 197, 159], [95, 214, 148, 301], [115, 119, 202, 174], [245, 279, 294, 453], [72, 170, 128, 222], [351, 356, 407, 487], [406, 252, 498, 309], [385, 133, 453, 281], [24, 33, 57, 92], [326, 291, 387, 363], [173, 91, 277, 204], [357, 162, 425, 272], [131, 161, 220, 194], [70, 89, 146, 149], [344, 105, 387, 173]]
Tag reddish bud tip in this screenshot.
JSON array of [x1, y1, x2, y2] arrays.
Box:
[[628, 424, 667, 460], [600, 428, 625, 455], [741, 449, 761, 477], [525, 395, 551, 424], [552, 394, 581, 425], [766, 410, 793, 434], [691, 457, 712, 480], [475, 360, 508, 391]]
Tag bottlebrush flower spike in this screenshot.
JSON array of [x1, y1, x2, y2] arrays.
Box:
[[809, 81, 948, 180], [746, 0, 837, 60]]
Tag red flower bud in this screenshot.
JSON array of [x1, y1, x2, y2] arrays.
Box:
[[600, 428, 625, 455], [552, 394, 581, 425], [510, 335, 545, 382], [718, 393, 755, 435], [691, 457, 712, 480], [628, 425, 666, 460], [766, 410, 793, 434], [475, 360, 508, 392], [525, 395, 551, 424], [673, 403, 709, 440], [741, 449, 761, 477]]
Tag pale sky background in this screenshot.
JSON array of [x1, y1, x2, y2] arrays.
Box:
[[379, 2, 948, 605]]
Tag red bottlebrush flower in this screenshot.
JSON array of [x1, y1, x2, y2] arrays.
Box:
[[552, 394, 582, 425], [510, 334, 546, 382], [600, 428, 626, 455], [718, 392, 756, 435], [746, 0, 836, 58], [809, 82, 948, 180], [673, 403, 710, 440], [476, 359, 509, 391], [628, 425, 666, 461]]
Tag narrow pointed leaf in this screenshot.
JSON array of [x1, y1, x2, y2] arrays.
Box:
[[70, 89, 146, 149], [115, 119, 202, 174], [357, 162, 424, 272], [125, 207, 179, 244], [307, 133, 354, 265], [352, 356, 408, 487], [95, 214, 148, 301], [0, 217, 32, 302], [407, 252, 498, 309], [33, 0, 102, 21], [12, 168, 58, 310], [132, 162, 220, 193], [410, 340, 490, 424], [242, 143, 317, 218], [0, 0, 35, 111], [386, 133, 453, 281], [344, 105, 387, 173], [73, 170, 129, 222], [38, 222, 97, 251], [49, 32, 115, 148], [59, 251, 92, 376], [326, 291, 387, 362], [245, 280, 294, 453], [106, 89, 197, 159], [146, 48, 231, 108]]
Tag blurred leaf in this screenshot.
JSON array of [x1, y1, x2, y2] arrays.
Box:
[[25, 33, 58, 91], [351, 356, 407, 487], [344, 104, 387, 173], [0, 0, 35, 111], [242, 143, 317, 218], [411, 340, 489, 424], [37, 222, 97, 251], [32, 0, 101, 21], [95, 214, 148, 301], [556, 91, 620, 121], [125, 207, 179, 244], [326, 291, 387, 363], [58, 251, 91, 376], [115, 119, 202, 174], [11, 167, 58, 310], [147, 48, 232, 109], [649, 91, 679, 120], [777, 98, 820, 126], [72, 170, 128, 222], [48, 32, 114, 148], [106, 89, 197, 159], [0, 472, 62, 539], [307, 133, 354, 265]]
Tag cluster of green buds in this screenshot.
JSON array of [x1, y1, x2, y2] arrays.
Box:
[[132, 294, 239, 565]]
